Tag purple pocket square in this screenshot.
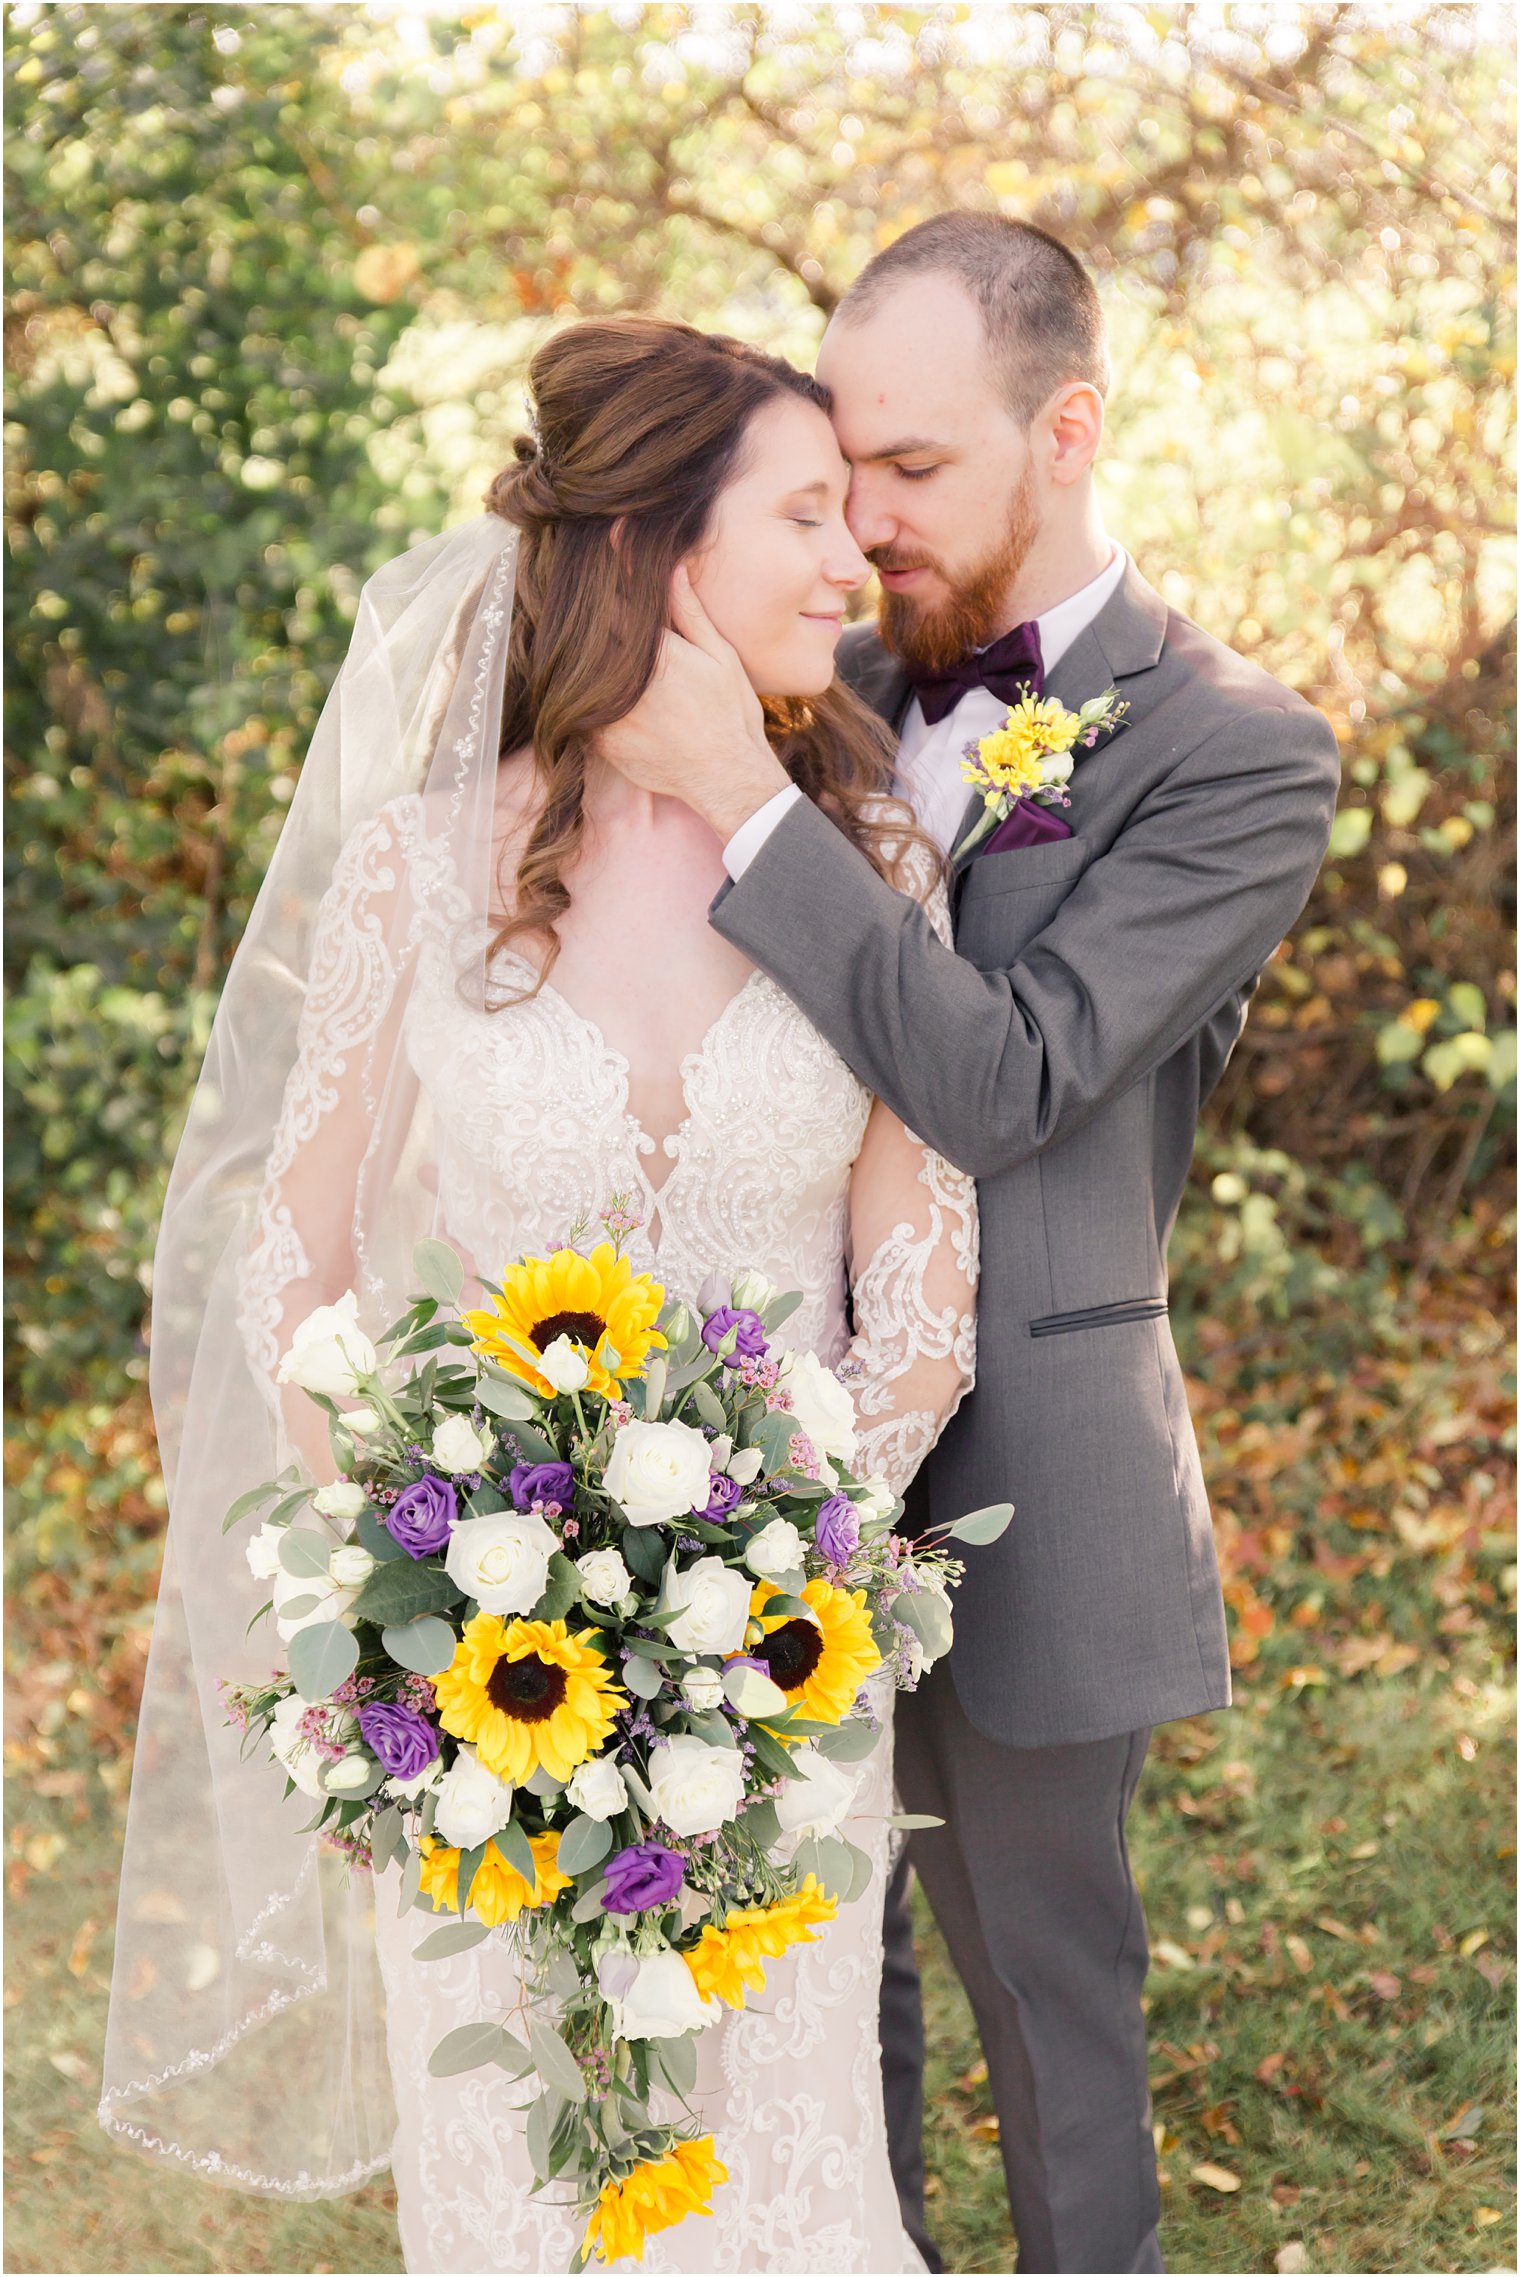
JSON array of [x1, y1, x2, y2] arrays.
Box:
[[981, 796, 1074, 855]]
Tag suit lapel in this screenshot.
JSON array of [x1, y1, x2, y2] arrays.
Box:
[[949, 563, 1171, 881]]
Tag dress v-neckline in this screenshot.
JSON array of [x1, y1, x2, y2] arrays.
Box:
[[496, 954, 770, 1211]]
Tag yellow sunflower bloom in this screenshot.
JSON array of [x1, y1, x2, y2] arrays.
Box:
[[744, 1577, 881, 1725], [463, 1242, 666, 1400], [417, 1829, 571, 1926], [583, 2135, 727, 2264], [963, 695, 1083, 800], [434, 1613, 625, 1784], [681, 1875, 838, 2009]]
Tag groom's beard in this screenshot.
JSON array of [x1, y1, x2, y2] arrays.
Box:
[[874, 468, 1041, 673]]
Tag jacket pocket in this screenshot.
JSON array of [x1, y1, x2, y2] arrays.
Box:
[[958, 837, 1090, 898], [1028, 1296, 1169, 1338]]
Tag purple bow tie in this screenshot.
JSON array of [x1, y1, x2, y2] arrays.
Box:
[[905, 619, 1045, 727]]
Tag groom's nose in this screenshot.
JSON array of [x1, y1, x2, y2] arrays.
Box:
[[842, 468, 898, 555]]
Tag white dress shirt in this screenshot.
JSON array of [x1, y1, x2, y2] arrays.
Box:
[[724, 542, 1130, 872]]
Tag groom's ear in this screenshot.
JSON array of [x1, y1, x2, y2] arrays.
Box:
[[1044, 381, 1104, 486]]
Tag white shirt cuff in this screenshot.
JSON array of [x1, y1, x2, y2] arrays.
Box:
[[723, 783, 803, 878]]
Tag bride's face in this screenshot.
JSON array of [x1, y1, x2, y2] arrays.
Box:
[[684, 395, 870, 697]]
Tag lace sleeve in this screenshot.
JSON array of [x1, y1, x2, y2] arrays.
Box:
[[837, 821, 978, 1495], [234, 798, 428, 1473]]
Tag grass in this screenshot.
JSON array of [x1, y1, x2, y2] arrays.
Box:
[[5, 1650, 1511, 2275], [918, 1661, 1516, 2277]]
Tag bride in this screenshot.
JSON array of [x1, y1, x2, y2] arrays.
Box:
[[100, 317, 978, 2275]]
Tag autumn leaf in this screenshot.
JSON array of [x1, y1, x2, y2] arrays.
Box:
[[1191, 2162, 1242, 2193]]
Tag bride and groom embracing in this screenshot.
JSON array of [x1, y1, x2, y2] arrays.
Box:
[[101, 212, 1339, 2273]]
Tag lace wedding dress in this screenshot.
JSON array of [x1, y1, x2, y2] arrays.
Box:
[[245, 791, 978, 2275]]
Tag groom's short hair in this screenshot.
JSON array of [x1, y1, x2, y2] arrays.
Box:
[[836, 212, 1110, 425]]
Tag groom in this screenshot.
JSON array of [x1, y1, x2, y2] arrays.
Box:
[[603, 213, 1340, 2272]]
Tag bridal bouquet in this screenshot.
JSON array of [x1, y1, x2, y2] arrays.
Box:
[[225, 1223, 1007, 2267]]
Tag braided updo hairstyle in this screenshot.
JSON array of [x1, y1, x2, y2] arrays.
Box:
[[482, 316, 938, 996]]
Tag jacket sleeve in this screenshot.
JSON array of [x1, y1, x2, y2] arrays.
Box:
[[711, 700, 1340, 1180]]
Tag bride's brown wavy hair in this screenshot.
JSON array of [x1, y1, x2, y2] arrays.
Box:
[[482, 316, 939, 993]]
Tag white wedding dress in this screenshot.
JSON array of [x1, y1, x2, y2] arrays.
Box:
[[246, 791, 978, 2275]]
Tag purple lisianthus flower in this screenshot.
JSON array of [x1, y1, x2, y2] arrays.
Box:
[[357, 1700, 439, 1781], [701, 1472, 743, 1520], [384, 1473, 458, 1558], [601, 1841, 686, 1915], [700, 1306, 768, 1368], [815, 1492, 860, 1567], [509, 1459, 575, 1513]]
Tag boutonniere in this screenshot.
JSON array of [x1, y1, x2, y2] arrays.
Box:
[[952, 687, 1129, 864]]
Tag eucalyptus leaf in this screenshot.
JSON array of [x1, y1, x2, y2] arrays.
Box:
[[397, 1845, 423, 1917], [570, 1879, 608, 1923], [812, 1718, 883, 1763], [688, 1379, 727, 1431], [278, 1526, 334, 1579], [369, 1805, 406, 1875], [475, 1370, 538, 1422], [525, 2091, 558, 2182], [946, 1502, 1015, 1546], [382, 1613, 458, 1676], [288, 1619, 358, 1701], [683, 1708, 736, 1748], [555, 1813, 614, 1876], [222, 1479, 279, 1535], [641, 1354, 668, 1417], [531, 1551, 580, 1623], [272, 1589, 322, 1621], [244, 1596, 274, 1635], [427, 2020, 509, 2078], [887, 1812, 945, 1831], [841, 1837, 876, 1904], [412, 1238, 465, 1306], [760, 1289, 803, 1331], [622, 1654, 664, 1700], [529, 2021, 587, 2105], [494, 2026, 535, 2077], [894, 1588, 954, 1662], [493, 1815, 539, 1887], [414, 1919, 492, 1961], [351, 1558, 457, 1626], [654, 2033, 698, 2099], [454, 1841, 489, 1914]]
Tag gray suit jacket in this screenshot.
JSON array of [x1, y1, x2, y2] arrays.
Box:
[[712, 562, 1341, 1747]]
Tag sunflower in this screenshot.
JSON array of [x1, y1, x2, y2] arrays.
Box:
[[744, 1577, 881, 1725], [463, 1242, 666, 1400], [681, 1875, 837, 2009], [417, 1829, 571, 1927], [433, 1614, 625, 1784], [583, 2134, 727, 2265]]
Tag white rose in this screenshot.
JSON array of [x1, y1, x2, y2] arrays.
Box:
[[661, 1556, 753, 1657], [1043, 747, 1076, 789], [538, 1334, 590, 1393], [269, 1695, 354, 1798], [385, 1755, 443, 1802], [245, 1522, 286, 1582], [327, 1543, 376, 1590], [730, 1268, 777, 1312], [324, 1751, 376, 1794], [272, 1562, 357, 1642], [342, 1403, 382, 1437], [430, 1414, 494, 1476], [743, 1517, 805, 1580], [598, 1946, 716, 2041], [707, 1434, 734, 1472], [857, 1476, 896, 1523], [565, 1755, 627, 1822], [725, 1445, 765, 1486], [722, 1658, 789, 1718], [312, 1479, 368, 1521], [647, 1733, 748, 1837], [433, 1746, 516, 1848], [777, 1351, 857, 1472], [576, 1547, 632, 1608], [445, 1510, 558, 1616], [773, 1742, 860, 1839], [603, 1417, 713, 1527], [276, 1293, 377, 1400], [680, 1664, 724, 1712]]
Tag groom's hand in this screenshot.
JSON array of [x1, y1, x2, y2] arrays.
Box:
[[598, 568, 791, 843]]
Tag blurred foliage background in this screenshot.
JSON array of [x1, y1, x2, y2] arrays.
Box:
[[4, 5, 1514, 2273]]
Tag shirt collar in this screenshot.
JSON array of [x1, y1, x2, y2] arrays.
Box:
[[1034, 541, 1128, 673]]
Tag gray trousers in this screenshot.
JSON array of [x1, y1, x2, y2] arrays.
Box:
[[882, 1661, 1163, 2274]]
